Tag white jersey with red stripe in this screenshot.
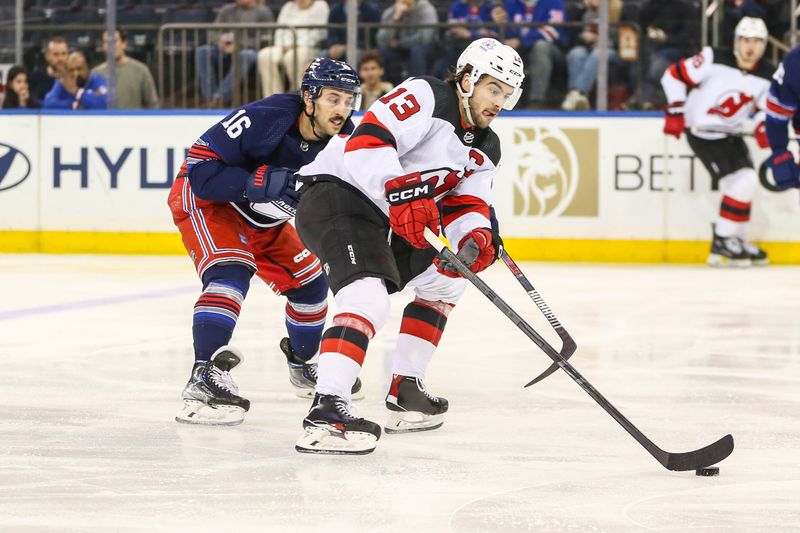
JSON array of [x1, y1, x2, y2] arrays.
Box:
[[661, 47, 775, 140], [296, 76, 501, 247]]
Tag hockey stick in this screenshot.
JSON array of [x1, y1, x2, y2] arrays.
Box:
[[499, 249, 577, 387], [694, 128, 800, 141], [425, 228, 734, 471]]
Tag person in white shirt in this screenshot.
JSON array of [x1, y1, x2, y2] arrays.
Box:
[[257, 0, 330, 97]]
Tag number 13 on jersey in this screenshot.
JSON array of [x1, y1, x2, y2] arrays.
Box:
[[379, 88, 421, 121]]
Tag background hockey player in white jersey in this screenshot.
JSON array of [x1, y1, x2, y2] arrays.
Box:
[[291, 38, 524, 454], [661, 17, 774, 267]]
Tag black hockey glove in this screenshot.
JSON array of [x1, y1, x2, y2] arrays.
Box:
[[245, 165, 300, 207]]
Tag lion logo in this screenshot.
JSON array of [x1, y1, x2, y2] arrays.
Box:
[[512, 127, 579, 217]]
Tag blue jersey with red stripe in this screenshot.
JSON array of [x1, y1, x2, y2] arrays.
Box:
[[448, 0, 492, 39], [182, 93, 355, 227], [766, 46, 800, 153], [504, 0, 565, 48]]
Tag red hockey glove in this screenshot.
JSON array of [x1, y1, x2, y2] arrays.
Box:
[[385, 172, 440, 248], [754, 121, 769, 149], [663, 102, 685, 139], [436, 228, 496, 278]]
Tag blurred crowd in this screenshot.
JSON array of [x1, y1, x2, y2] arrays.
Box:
[[1, 0, 792, 111]]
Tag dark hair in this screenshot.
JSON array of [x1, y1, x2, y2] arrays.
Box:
[[358, 49, 384, 70], [444, 64, 472, 88], [105, 26, 128, 42], [2, 65, 39, 109], [47, 36, 68, 48]]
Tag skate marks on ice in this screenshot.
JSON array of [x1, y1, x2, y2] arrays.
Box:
[[2, 256, 800, 531], [448, 469, 800, 532]]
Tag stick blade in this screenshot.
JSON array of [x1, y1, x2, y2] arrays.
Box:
[[663, 434, 734, 471], [524, 337, 577, 388]]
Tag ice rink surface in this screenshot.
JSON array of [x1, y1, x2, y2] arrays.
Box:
[[1, 254, 799, 532]]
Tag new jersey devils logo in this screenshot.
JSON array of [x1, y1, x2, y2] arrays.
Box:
[[707, 91, 754, 118], [421, 150, 485, 196]]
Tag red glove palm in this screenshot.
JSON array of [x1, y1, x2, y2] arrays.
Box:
[[435, 228, 496, 278], [663, 102, 685, 139], [385, 172, 440, 248], [754, 121, 768, 149]]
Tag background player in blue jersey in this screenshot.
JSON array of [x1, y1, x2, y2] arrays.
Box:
[[167, 58, 363, 426], [765, 46, 800, 189]]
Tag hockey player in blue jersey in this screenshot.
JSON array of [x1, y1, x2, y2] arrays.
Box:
[[765, 46, 800, 189], [167, 58, 363, 425]]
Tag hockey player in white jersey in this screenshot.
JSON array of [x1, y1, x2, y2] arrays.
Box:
[[661, 17, 774, 267], [291, 38, 524, 454]]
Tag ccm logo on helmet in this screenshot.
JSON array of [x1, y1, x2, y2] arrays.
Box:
[[387, 182, 433, 204]]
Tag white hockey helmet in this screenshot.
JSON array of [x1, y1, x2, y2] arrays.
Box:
[[456, 38, 525, 113], [734, 16, 768, 41]]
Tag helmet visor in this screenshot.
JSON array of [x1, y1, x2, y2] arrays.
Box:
[[503, 87, 523, 111]]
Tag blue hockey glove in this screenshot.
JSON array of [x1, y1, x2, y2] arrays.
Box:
[[768, 151, 800, 190], [245, 165, 300, 206]]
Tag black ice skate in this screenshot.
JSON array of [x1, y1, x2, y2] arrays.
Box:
[[707, 232, 751, 268], [175, 345, 250, 426], [280, 338, 364, 400], [739, 238, 769, 266], [384, 374, 449, 434], [295, 393, 381, 455]]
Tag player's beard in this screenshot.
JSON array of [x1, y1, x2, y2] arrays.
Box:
[[469, 100, 495, 129]]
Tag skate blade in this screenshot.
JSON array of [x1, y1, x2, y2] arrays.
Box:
[[751, 258, 769, 267], [384, 411, 445, 434], [175, 400, 245, 426], [292, 387, 365, 401], [707, 254, 751, 268], [295, 426, 377, 455]]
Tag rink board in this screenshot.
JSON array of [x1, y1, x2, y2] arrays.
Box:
[[1, 111, 799, 262]]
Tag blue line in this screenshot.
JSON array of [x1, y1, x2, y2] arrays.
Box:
[[0, 286, 197, 321]]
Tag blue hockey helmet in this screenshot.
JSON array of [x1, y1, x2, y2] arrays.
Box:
[[301, 57, 362, 111]]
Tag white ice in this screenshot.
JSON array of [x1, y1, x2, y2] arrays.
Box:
[[1, 254, 798, 532]]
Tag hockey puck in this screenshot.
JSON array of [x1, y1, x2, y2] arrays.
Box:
[[696, 467, 720, 476]]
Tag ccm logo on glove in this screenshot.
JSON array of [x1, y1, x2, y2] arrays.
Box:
[[386, 181, 433, 204], [385, 172, 440, 248]]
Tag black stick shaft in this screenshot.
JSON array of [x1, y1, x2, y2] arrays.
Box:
[[424, 228, 731, 470], [500, 250, 576, 386]]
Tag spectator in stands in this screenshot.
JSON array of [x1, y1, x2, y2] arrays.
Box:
[[761, 0, 789, 41], [375, 0, 438, 85], [562, 0, 622, 110], [638, 0, 694, 109], [2, 66, 39, 109], [92, 28, 159, 109], [326, 0, 382, 60], [197, 0, 274, 107], [505, 0, 567, 108], [257, 0, 330, 97], [43, 51, 107, 110], [482, 3, 520, 42], [357, 49, 393, 109], [29, 36, 69, 102], [432, 0, 491, 78]]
